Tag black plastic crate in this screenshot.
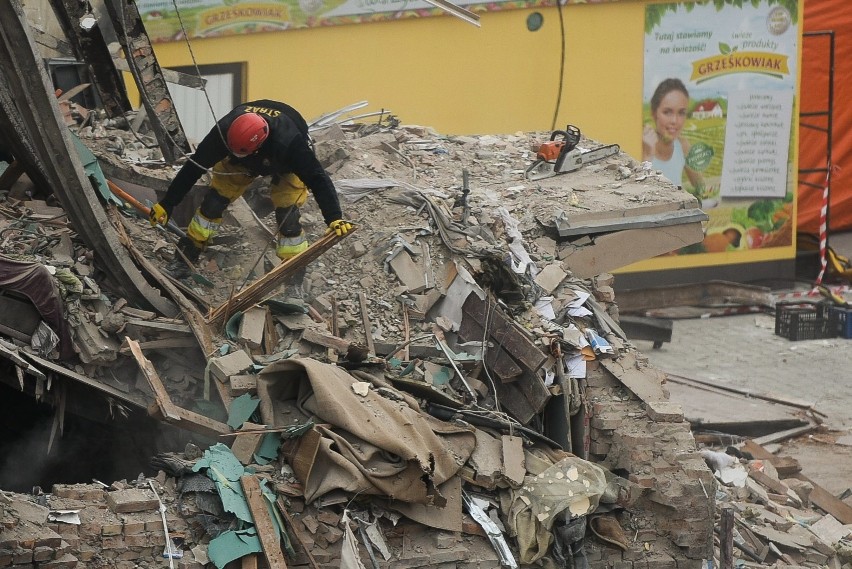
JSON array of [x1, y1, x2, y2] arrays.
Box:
[[774, 301, 837, 341]]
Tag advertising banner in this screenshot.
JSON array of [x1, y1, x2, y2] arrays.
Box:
[[135, 0, 619, 41], [643, 0, 798, 255]]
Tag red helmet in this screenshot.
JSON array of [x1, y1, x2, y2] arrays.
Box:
[[227, 113, 269, 157]]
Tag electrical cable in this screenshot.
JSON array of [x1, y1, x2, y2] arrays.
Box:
[[168, 0, 229, 149], [550, 0, 567, 131]]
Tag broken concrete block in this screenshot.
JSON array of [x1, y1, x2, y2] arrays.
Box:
[[410, 289, 443, 319], [501, 435, 526, 486], [350, 241, 367, 258], [645, 401, 684, 423], [105, 489, 158, 514], [534, 236, 557, 258], [229, 374, 258, 397], [533, 263, 567, 294], [389, 250, 427, 293], [209, 350, 254, 383], [73, 317, 120, 364], [593, 285, 616, 303], [9, 498, 49, 525], [238, 306, 267, 349]]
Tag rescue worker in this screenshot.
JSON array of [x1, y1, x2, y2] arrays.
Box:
[[148, 99, 352, 291]]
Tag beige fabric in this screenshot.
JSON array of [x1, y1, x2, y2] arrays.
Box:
[[257, 358, 475, 505], [507, 452, 608, 564]]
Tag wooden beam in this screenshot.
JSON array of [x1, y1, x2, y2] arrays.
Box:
[[109, 207, 231, 410], [20, 351, 141, 407], [300, 328, 350, 354], [208, 229, 354, 326], [276, 498, 321, 569], [127, 337, 230, 438], [358, 292, 375, 356], [241, 475, 288, 569]]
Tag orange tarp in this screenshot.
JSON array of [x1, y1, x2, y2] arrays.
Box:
[[798, 1, 852, 234]]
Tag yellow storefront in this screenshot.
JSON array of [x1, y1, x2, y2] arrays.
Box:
[[139, 0, 803, 288]]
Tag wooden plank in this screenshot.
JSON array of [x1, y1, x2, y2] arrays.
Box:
[[358, 292, 375, 356], [793, 473, 852, 525], [461, 294, 546, 372], [127, 337, 231, 438], [276, 498, 321, 569], [240, 475, 288, 569], [110, 209, 230, 410], [241, 555, 258, 569], [208, 230, 353, 326], [458, 315, 523, 381], [111, 57, 206, 89], [301, 328, 351, 353], [118, 337, 198, 354], [753, 424, 818, 446], [19, 351, 141, 406]]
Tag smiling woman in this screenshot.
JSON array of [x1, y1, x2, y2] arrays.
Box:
[[642, 78, 706, 193]]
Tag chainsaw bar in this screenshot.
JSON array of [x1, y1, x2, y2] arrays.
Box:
[[525, 143, 621, 181]]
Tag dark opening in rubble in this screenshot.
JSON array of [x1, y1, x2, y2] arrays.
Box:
[[0, 378, 181, 493]]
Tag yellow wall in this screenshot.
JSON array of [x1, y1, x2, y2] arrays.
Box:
[[149, 2, 644, 156], [145, 0, 801, 275]]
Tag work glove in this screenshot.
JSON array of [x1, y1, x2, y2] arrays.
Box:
[[149, 203, 170, 227], [327, 219, 353, 237]]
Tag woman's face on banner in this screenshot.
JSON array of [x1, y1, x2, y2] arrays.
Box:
[[653, 90, 688, 143]]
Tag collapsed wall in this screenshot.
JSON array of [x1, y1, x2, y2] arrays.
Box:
[[0, 101, 716, 568]]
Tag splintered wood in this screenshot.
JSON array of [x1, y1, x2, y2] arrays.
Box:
[[207, 229, 354, 327]]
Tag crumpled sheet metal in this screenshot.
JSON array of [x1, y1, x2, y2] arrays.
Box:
[[256, 357, 476, 505], [508, 454, 608, 564]]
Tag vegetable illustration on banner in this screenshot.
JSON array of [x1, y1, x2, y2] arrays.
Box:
[[644, 0, 798, 254]]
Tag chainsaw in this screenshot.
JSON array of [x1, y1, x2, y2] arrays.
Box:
[[525, 125, 620, 181]]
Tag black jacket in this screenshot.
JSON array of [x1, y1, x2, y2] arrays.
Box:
[[161, 100, 342, 224]]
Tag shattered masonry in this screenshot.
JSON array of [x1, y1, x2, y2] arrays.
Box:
[[0, 2, 733, 568]]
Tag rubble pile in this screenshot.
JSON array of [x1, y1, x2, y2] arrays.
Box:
[[700, 439, 852, 567], [0, 100, 725, 569]]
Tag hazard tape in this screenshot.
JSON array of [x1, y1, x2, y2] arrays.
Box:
[[772, 284, 850, 304], [814, 167, 831, 286]]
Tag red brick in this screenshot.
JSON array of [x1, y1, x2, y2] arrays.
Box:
[[13, 549, 33, 564], [39, 553, 78, 569], [32, 546, 54, 562], [101, 535, 125, 550], [105, 489, 158, 514], [124, 534, 149, 548], [101, 524, 122, 536], [122, 521, 146, 536]]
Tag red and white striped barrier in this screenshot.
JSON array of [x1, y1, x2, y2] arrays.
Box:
[[814, 167, 831, 286]]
